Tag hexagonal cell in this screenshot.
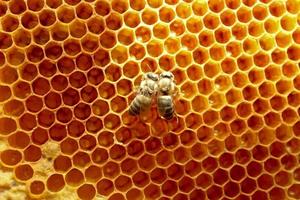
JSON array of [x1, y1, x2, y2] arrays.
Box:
[[46, 174, 65, 192], [84, 165, 102, 183], [95, 0, 110, 16], [49, 123, 67, 141], [24, 145, 41, 162], [74, 103, 91, 120], [32, 127, 48, 145], [170, 19, 186, 36], [32, 27, 50, 45], [203, 13, 220, 30], [209, 45, 225, 61], [91, 147, 108, 165], [207, 139, 225, 156], [29, 180, 45, 196], [0, 149, 22, 166], [276, 31, 292, 48], [186, 17, 203, 34], [8, 131, 30, 149], [159, 6, 175, 23], [80, 85, 97, 103], [53, 155, 72, 173], [145, 136, 162, 154], [77, 184, 96, 200], [75, 2, 93, 20], [226, 89, 243, 105], [19, 113, 37, 131], [65, 168, 84, 187], [21, 12, 39, 29], [12, 29, 31, 49], [51, 75, 68, 92], [57, 5, 75, 23], [220, 9, 236, 27], [109, 144, 126, 161], [37, 109, 54, 128], [275, 170, 292, 187], [1, 15, 19, 32], [0, 32, 12, 49], [63, 39, 81, 56], [129, 43, 146, 60]]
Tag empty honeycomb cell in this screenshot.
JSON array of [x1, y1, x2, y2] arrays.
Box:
[[69, 20, 87, 39], [0, 85, 11, 102], [281, 14, 297, 31], [30, 180, 45, 195], [3, 99, 25, 117], [69, 72, 87, 89], [218, 152, 234, 168], [190, 142, 207, 160], [118, 29, 134, 46], [230, 119, 246, 135], [243, 38, 259, 55], [270, 95, 287, 111], [26, 45, 44, 63], [87, 17, 105, 35], [45, 42, 63, 60], [92, 99, 109, 116], [135, 27, 152, 43], [8, 131, 30, 149], [170, 19, 186, 36], [247, 115, 264, 130], [38, 109, 55, 128], [19, 113, 37, 131], [78, 135, 96, 151], [75, 2, 93, 20], [146, 40, 163, 58], [219, 106, 235, 122], [114, 175, 132, 192], [86, 116, 103, 133], [175, 51, 192, 68], [24, 145, 41, 162], [124, 12, 140, 28], [230, 164, 246, 181], [154, 23, 170, 39], [159, 6, 175, 23], [56, 107, 72, 124], [258, 127, 275, 145], [39, 9, 56, 27], [31, 127, 48, 145], [50, 76, 67, 93], [158, 55, 174, 72], [221, 10, 236, 28], [204, 62, 221, 78], [252, 4, 268, 20], [213, 168, 229, 186], [232, 23, 247, 40], [109, 144, 126, 161], [76, 184, 96, 200], [44, 92, 62, 109], [203, 13, 220, 30], [63, 39, 81, 56], [281, 154, 297, 170], [0, 32, 12, 49], [271, 49, 287, 64], [76, 53, 93, 71], [214, 27, 231, 44], [49, 123, 67, 141], [287, 138, 300, 153], [95, 0, 110, 16], [72, 151, 91, 168], [14, 164, 33, 181], [103, 161, 121, 179], [207, 185, 223, 199], [84, 165, 102, 183], [275, 170, 292, 187], [237, 55, 253, 71], [269, 187, 286, 200], [242, 85, 259, 101], [207, 139, 225, 156], [264, 158, 280, 174], [97, 131, 113, 148], [283, 62, 299, 78], [196, 173, 213, 189], [287, 45, 300, 61], [129, 43, 146, 60], [241, 177, 257, 194], [209, 45, 225, 61], [111, 45, 129, 63], [276, 31, 292, 48], [91, 147, 108, 164], [74, 103, 91, 120], [57, 6, 75, 23], [47, 174, 65, 192], [276, 124, 293, 141], [7, 47, 26, 66], [65, 168, 84, 186], [235, 148, 251, 165], [32, 27, 50, 45], [164, 38, 181, 54], [226, 89, 243, 105], [0, 149, 22, 166], [1, 15, 19, 32], [282, 108, 298, 124], [21, 12, 38, 29]]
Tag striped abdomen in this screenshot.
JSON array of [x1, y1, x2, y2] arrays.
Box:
[[157, 95, 174, 120]]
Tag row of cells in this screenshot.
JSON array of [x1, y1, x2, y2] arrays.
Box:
[[1, 147, 300, 199], [1, 0, 298, 25]]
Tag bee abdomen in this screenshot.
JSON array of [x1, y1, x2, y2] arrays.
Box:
[[158, 96, 174, 120], [129, 97, 141, 115]]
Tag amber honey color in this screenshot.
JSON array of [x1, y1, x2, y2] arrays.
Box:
[[0, 0, 300, 199]]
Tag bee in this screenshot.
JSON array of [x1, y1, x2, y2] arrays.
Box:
[[129, 72, 159, 116], [157, 71, 177, 120]]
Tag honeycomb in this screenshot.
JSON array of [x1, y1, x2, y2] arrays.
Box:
[[0, 0, 300, 199]]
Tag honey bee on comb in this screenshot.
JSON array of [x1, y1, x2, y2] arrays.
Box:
[[128, 72, 159, 116]]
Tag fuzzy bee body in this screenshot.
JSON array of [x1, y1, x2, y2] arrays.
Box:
[[157, 95, 174, 120], [157, 72, 177, 120], [129, 72, 158, 116]]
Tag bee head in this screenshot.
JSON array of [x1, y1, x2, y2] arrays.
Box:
[[144, 72, 159, 81], [160, 71, 174, 80]]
